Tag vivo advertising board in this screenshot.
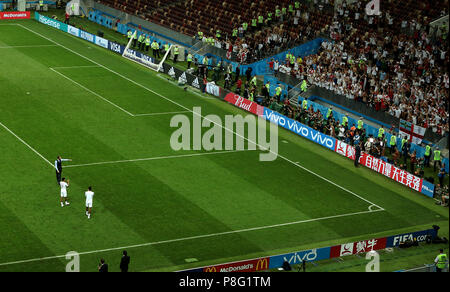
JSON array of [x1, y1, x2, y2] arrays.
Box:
[[268, 247, 331, 269], [262, 108, 336, 151]]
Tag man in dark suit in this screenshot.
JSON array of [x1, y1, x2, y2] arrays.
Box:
[[98, 259, 108, 272], [55, 156, 72, 185], [355, 142, 362, 167], [120, 250, 130, 272]]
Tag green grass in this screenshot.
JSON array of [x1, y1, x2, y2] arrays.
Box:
[[0, 18, 448, 272], [40, 8, 264, 91]]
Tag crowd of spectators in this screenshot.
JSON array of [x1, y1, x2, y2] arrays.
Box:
[[272, 0, 449, 136], [212, 1, 333, 64]]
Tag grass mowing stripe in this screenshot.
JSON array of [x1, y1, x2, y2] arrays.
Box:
[[18, 22, 383, 210], [0, 44, 58, 49], [63, 150, 251, 168], [49, 67, 135, 116], [0, 121, 53, 167], [133, 111, 191, 117], [0, 208, 383, 267]]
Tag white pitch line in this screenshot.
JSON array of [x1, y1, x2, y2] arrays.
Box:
[[17, 23, 384, 210], [64, 150, 248, 168], [50, 65, 101, 69], [0, 44, 58, 49], [133, 111, 190, 117], [0, 208, 384, 267], [49, 67, 134, 117], [0, 121, 53, 168]]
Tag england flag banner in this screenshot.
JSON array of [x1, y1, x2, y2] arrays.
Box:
[[399, 119, 426, 145]]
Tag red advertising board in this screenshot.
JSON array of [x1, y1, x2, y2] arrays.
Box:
[[329, 237, 387, 258], [224, 93, 264, 116], [334, 141, 423, 192], [359, 153, 423, 192], [203, 257, 270, 272], [0, 11, 31, 20]]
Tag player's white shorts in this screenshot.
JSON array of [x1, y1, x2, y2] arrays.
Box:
[[86, 201, 93, 208], [60, 191, 67, 198]]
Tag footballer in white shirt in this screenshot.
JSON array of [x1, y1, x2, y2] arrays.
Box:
[[85, 186, 94, 219], [59, 177, 70, 207]]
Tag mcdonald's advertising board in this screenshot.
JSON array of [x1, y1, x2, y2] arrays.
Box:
[[203, 257, 270, 272]]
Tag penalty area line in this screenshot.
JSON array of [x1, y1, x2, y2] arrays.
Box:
[[0, 121, 53, 168], [0, 208, 384, 267]]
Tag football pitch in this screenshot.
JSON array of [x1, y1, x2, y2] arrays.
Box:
[[0, 20, 447, 272]]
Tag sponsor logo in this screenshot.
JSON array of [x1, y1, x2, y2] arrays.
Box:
[[178, 72, 187, 84], [0, 11, 30, 19], [392, 234, 428, 246], [263, 108, 335, 150], [95, 36, 109, 49], [204, 267, 216, 272], [270, 247, 331, 268], [339, 243, 354, 256], [224, 93, 263, 116], [80, 31, 94, 43], [39, 15, 60, 29], [421, 181, 434, 198], [255, 258, 269, 271], [109, 42, 122, 54], [140, 54, 153, 64], [192, 77, 200, 89], [168, 67, 176, 78], [220, 264, 253, 272], [386, 229, 436, 248], [283, 249, 318, 264], [67, 25, 79, 37], [206, 82, 220, 97]]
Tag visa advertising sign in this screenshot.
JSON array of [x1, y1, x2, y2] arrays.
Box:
[[262, 108, 336, 151], [108, 41, 124, 54]]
